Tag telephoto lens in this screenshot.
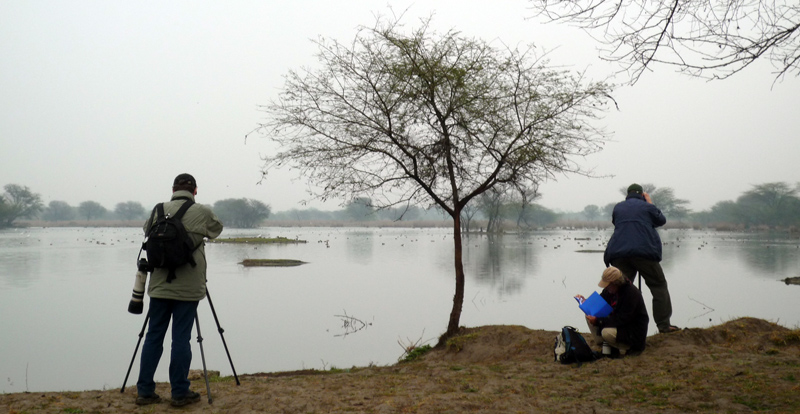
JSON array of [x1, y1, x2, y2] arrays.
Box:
[[128, 268, 148, 314]]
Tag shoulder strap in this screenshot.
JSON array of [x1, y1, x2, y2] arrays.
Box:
[[155, 203, 165, 220], [172, 199, 200, 254], [172, 199, 195, 220]]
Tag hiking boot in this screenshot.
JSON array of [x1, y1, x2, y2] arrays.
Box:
[[135, 393, 162, 406], [659, 325, 681, 334], [171, 391, 201, 407], [626, 349, 643, 357]]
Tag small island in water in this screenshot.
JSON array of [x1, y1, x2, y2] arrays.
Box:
[[240, 259, 306, 267], [210, 236, 308, 244], [210, 236, 309, 267]]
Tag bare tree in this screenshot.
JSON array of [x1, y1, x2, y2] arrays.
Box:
[[507, 186, 542, 229], [258, 15, 614, 342], [477, 187, 509, 234], [529, 0, 800, 82], [460, 202, 479, 233]]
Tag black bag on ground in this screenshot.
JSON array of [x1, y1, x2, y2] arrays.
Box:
[[143, 197, 198, 283], [554, 326, 600, 364]]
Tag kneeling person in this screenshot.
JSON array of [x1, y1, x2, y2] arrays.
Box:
[[585, 267, 649, 356]]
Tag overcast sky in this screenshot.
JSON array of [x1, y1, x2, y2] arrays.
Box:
[[2, 1, 798, 215]]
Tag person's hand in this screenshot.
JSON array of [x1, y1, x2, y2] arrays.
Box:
[[643, 191, 653, 204], [575, 294, 586, 302], [586, 315, 598, 325]]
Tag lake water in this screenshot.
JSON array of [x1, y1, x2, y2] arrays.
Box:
[[1, 226, 798, 393]]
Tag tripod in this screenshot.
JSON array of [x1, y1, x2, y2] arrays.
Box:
[[120, 289, 240, 404]]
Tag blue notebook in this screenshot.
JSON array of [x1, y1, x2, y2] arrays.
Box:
[[576, 291, 612, 318]]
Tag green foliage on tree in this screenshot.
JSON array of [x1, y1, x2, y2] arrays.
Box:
[[114, 201, 146, 221], [258, 15, 614, 341], [344, 197, 375, 221], [602, 202, 616, 220], [617, 184, 691, 220], [582, 204, 600, 221], [42, 200, 75, 221], [651, 187, 691, 221], [735, 182, 799, 227], [477, 188, 508, 233], [0, 184, 44, 227], [213, 198, 271, 228], [78, 201, 107, 221]]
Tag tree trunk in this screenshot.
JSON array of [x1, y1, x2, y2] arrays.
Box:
[[439, 212, 465, 346]]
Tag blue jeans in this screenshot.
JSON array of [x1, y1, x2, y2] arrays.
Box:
[[136, 298, 199, 399]]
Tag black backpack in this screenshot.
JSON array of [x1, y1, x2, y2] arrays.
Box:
[[143, 197, 198, 283], [554, 326, 600, 364]]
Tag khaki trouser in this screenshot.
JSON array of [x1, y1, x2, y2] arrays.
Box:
[[586, 319, 631, 355]]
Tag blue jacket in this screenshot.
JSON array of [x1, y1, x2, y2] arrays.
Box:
[[603, 194, 666, 266]]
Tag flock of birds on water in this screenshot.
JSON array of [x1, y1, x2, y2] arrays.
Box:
[[6, 228, 800, 253]]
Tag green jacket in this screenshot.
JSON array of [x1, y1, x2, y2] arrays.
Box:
[[142, 190, 224, 301]]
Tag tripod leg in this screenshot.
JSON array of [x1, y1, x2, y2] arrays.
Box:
[[206, 289, 240, 385], [121, 310, 150, 393], [194, 312, 213, 404]]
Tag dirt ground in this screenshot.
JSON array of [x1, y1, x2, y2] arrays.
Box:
[[2, 317, 799, 413]]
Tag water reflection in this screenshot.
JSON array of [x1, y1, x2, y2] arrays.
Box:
[[664, 231, 800, 278], [465, 234, 536, 296], [345, 231, 374, 265], [0, 251, 43, 287], [1, 227, 798, 394], [738, 243, 800, 276]]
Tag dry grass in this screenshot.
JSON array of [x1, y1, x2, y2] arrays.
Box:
[[2, 317, 798, 413]]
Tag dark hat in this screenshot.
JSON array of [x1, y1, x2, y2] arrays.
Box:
[[627, 183, 643, 194], [173, 173, 197, 188]]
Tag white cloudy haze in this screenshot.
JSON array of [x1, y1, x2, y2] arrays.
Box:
[[2, 1, 798, 215]]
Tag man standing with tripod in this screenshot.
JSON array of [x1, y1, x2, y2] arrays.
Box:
[[136, 173, 223, 407]]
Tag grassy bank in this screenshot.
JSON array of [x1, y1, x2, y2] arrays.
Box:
[[2, 317, 798, 413]]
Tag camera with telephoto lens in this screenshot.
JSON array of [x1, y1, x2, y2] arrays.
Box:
[[137, 257, 153, 273], [128, 258, 152, 314]]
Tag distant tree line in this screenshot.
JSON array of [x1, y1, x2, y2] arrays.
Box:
[[575, 182, 800, 229], [213, 198, 271, 228], [5, 195, 152, 226], [270, 197, 449, 223], [577, 184, 693, 223], [2, 181, 799, 230], [692, 182, 800, 228], [0, 185, 278, 229]]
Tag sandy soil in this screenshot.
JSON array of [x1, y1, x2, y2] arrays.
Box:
[[2, 317, 799, 413]]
